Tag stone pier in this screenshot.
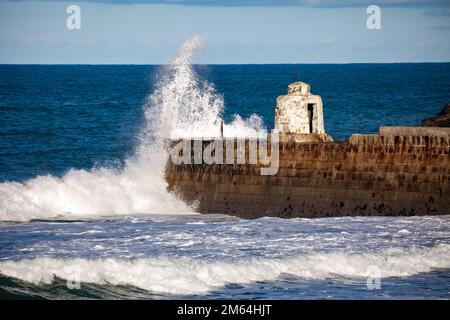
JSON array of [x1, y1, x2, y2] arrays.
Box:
[[165, 81, 450, 218]]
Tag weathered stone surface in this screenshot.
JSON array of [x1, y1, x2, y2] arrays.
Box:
[[165, 130, 450, 218], [279, 132, 333, 143], [422, 104, 450, 127], [274, 82, 329, 139], [379, 126, 450, 138]]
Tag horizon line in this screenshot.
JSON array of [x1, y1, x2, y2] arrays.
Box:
[[1, 61, 450, 66]]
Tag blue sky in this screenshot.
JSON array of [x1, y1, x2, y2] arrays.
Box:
[[0, 0, 449, 63]]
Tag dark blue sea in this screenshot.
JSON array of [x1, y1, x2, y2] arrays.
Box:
[[0, 60, 449, 299]]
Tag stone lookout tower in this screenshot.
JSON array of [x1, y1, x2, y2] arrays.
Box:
[[274, 81, 332, 142]]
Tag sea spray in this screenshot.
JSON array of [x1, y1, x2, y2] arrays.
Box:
[[143, 34, 263, 142], [0, 34, 264, 222]]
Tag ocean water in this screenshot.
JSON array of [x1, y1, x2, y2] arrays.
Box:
[[0, 36, 449, 299]]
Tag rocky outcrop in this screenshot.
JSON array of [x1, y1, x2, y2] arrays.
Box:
[[422, 104, 450, 127]]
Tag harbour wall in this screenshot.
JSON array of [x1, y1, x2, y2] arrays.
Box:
[[165, 126, 450, 218]]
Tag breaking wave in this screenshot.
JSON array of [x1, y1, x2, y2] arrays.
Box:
[[0, 244, 448, 295], [0, 34, 264, 222]]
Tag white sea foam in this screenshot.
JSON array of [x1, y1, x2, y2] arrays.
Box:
[[0, 156, 191, 222], [144, 34, 263, 140], [0, 34, 264, 222], [0, 244, 448, 295]]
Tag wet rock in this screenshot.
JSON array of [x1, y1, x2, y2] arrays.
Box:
[[422, 104, 450, 127]]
